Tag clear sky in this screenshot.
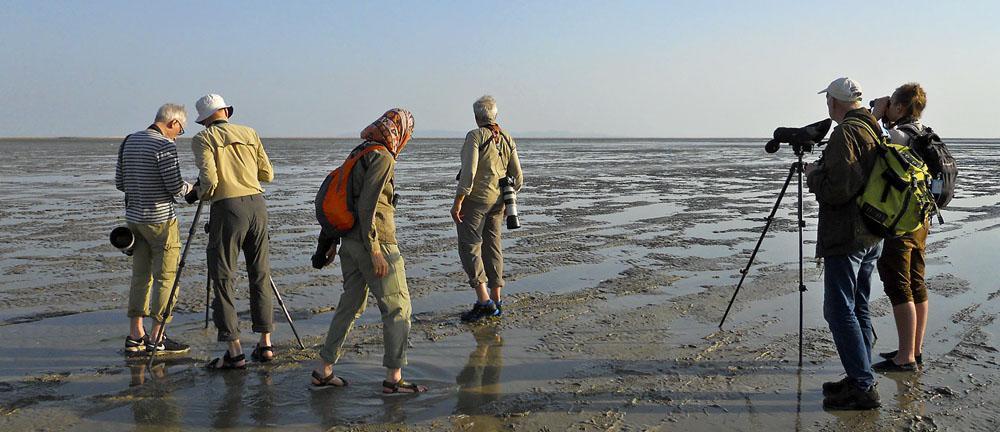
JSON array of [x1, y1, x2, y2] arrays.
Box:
[[1, 0, 997, 138]]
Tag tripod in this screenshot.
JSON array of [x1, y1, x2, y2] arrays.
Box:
[[719, 144, 812, 367]]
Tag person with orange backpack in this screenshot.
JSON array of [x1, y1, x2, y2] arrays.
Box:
[[309, 108, 427, 394]]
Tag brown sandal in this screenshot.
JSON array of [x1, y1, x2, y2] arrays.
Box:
[[382, 379, 427, 394], [311, 370, 348, 389]]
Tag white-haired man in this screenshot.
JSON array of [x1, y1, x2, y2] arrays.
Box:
[[191, 94, 275, 369], [115, 103, 194, 355], [451, 95, 524, 322], [805, 77, 883, 410]]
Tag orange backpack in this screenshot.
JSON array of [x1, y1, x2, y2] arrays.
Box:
[[315, 143, 388, 235]]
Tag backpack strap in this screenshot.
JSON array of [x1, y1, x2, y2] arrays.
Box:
[[843, 118, 882, 144]]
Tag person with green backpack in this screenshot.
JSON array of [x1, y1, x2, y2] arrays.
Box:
[[804, 77, 884, 410], [869, 83, 932, 372]]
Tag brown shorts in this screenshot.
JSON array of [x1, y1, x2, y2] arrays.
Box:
[[877, 224, 929, 306]]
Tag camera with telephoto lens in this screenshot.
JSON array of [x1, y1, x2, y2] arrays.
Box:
[[499, 176, 520, 229], [110, 226, 135, 256]]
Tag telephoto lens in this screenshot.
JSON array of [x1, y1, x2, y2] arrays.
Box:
[[499, 177, 520, 229], [110, 226, 135, 256]]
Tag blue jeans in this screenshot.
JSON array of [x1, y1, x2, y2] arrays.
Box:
[[823, 241, 883, 390]]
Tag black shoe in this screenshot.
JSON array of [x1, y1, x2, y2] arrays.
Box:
[[125, 335, 145, 353], [146, 335, 190, 354], [822, 376, 852, 397], [872, 358, 917, 373], [878, 350, 923, 365], [823, 382, 880, 410], [461, 301, 499, 323], [495, 300, 503, 317]]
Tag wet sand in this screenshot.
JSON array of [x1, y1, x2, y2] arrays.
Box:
[[1, 137, 998, 431]]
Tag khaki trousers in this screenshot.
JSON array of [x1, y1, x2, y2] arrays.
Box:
[[127, 219, 181, 323], [457, 198, 505, 289], [319, 239, 412, 369]]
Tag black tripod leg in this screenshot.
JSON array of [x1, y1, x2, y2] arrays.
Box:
[[719, 163, 798, 329], [796, 157, 805, 367]]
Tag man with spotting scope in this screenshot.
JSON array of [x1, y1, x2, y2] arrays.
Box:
[[804, 77, 883, 410]]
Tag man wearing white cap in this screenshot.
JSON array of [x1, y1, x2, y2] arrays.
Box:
[[190, 94, 276, 369], [804, 77, 884, 410]]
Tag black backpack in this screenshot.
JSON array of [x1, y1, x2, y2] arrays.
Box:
[[899, 125, 957, 208]]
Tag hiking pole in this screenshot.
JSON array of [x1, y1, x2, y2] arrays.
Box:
[[204, 275, 211, 329], [147, 199, 206, 368], [269, 275, 305, 349]]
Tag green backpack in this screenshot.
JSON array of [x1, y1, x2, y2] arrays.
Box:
[[848, 118, 935, 238]]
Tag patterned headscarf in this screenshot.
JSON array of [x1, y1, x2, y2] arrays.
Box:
[[360, 108, 414, 158]]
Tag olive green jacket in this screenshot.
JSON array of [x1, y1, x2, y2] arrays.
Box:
[[806, 109, 882, 257], [345, 148, 397, 252], [457, 127, 523, 204], [192, 120, 274, 201]]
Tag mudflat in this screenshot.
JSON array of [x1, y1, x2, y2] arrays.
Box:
[[1, 138, 997, 431]]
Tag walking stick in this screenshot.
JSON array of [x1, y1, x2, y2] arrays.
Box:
[[204, 275, 211, 329], [148, 200, 206, 367], [269, 276, 305, 349]]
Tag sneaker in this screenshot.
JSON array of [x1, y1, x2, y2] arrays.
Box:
[[823, 382, 880, 410], [146, 335, 190, 354], [872, 358, 917, 373], [878, 350, 923, 365], [125, 335, 145, 353], [822, 376, 851, 397], [460, 301, 499, 323]]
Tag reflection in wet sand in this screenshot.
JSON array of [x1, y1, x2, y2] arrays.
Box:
[[127, 362, 181, 432], [454, 324, 505, 431]]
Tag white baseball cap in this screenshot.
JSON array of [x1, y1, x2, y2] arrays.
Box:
[[818, 77, 863, 102], [195, 94, 234, 123]]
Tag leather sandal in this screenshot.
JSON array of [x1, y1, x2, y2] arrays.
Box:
[[206, 351, 246, 370], [382, 379, 428, 394], [251, 344, 274, 363], [310, 370, 348, 389]]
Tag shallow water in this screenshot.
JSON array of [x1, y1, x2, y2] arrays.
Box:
[[1, 138, 998, 430]]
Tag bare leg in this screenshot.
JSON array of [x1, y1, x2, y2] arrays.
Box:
[[490, 286, 502, 304], [914, 300, 928, 357], [149, 322, 163, 342], [130, 317, 146, 340], [891, 302, 917, 364], [386, 368, 402, 383], [474, 282, 490, 303]]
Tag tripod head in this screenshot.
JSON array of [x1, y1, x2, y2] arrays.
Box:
[[765, 118, 832, 156]]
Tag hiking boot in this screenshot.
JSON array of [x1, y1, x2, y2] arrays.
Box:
[[872, 358, 917, 373], [125, 335, 145, 353], [879, 350, 923, 365], [461, 301, 499, 323], [146, 335, 190, 354], [823, 382, 880, 411], [822, 376, 852, 397]]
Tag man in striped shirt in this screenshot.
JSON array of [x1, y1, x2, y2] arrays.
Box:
[[115, 103, 194, 355]]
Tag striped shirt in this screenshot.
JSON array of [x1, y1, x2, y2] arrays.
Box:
[[115, 126, 186, 224]]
